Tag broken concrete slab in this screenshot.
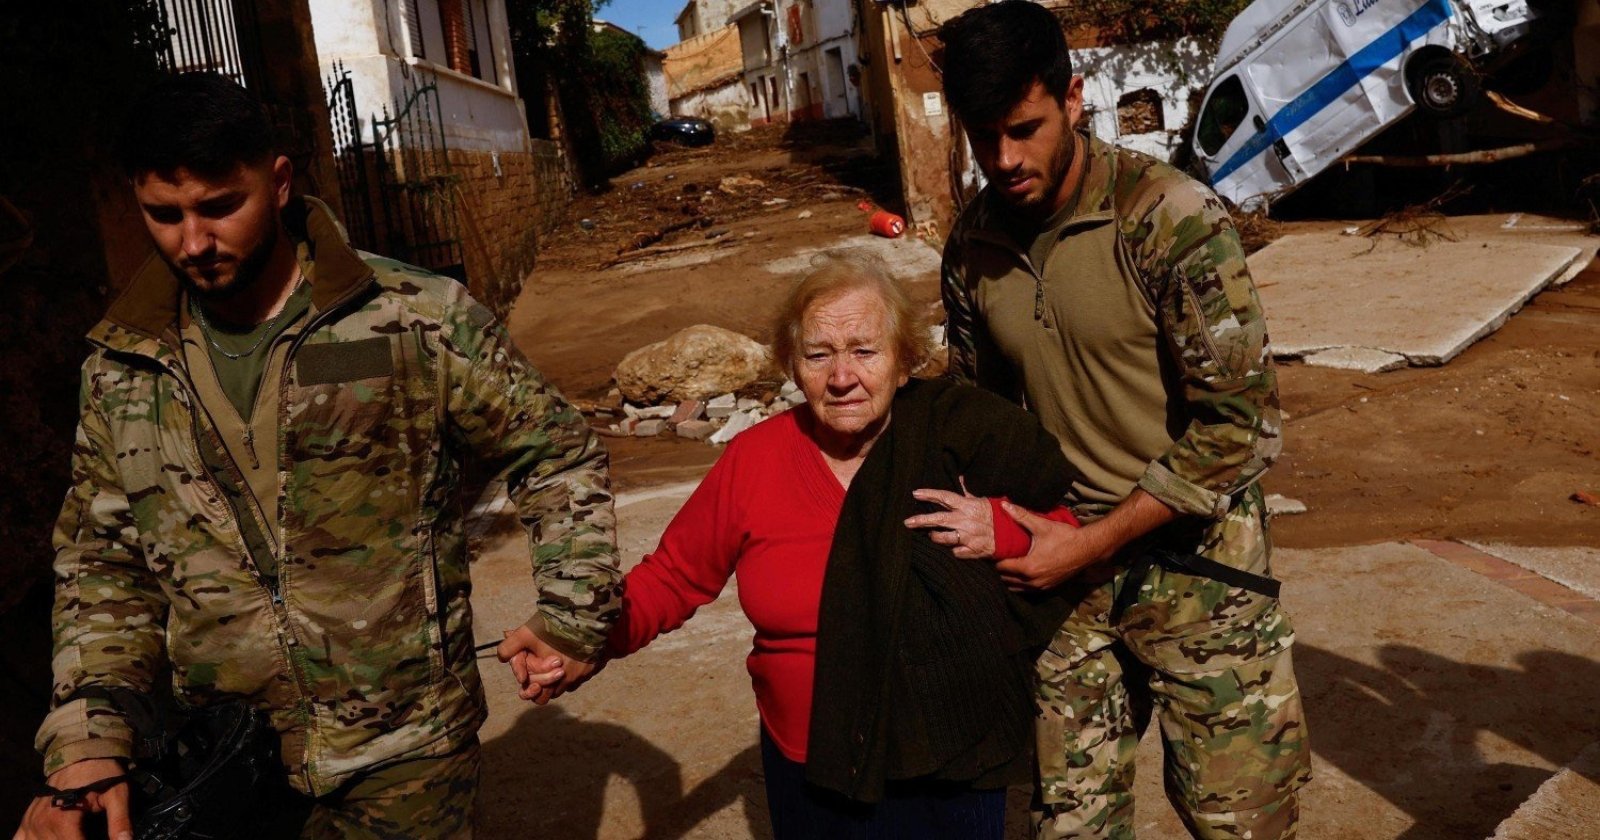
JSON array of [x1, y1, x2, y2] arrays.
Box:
[[1266, 494, 1308, 516], [762, 233, 942, 282], [1491, 740, 1600, 840], [1466, 543, 1600, 602], [708, 409, 759, 445], [632, 419, 667, 437], [1466, 213, 1599, 288], [1299, 346, 1409, 373], [1252, 233, 1584, 366]]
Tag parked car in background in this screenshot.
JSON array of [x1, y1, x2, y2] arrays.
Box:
[[651, 117, 716, 147], [1192, 0, 1552, 209]]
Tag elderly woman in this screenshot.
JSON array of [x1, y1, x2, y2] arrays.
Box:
[[553, 256, 1078, 838]]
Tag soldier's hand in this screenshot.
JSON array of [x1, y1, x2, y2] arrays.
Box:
[[995, 502, 1110, 591], [498, 627, 567, 705], [15, 757, 132, 840], [905, 478, 997, 559], [497, 626, 607, 705]]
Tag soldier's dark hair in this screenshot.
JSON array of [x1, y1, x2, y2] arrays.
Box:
[[938, 0, 1074, 126], [119, 72, 277, 180]]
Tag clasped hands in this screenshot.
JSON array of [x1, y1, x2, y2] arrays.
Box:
[[495, 626, 605, 705], [903, 478, 1106, 592]]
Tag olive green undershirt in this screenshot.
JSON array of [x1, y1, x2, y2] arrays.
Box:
[[189, 282, 313, 417]]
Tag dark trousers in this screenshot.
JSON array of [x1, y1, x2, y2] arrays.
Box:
[[759, 728, 1006, 840]]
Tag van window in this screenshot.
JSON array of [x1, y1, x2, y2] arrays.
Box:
[[1198, 76, 1249, 156]]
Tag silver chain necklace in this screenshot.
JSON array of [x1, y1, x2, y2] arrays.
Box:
[[191, 275, 302, 360]]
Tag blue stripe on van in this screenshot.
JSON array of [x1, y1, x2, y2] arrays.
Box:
[[1211, 0, 1454, 185]]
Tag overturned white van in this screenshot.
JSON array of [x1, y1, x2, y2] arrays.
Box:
[[1191, 0, 1548, 208]]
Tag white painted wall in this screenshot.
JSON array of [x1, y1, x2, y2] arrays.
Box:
[[812, 0, 853, 42], [1072, 37, 1214, 160], [309, 0, 532, 155], [671, 79, 753, 131], [645, 55, 671, 118]]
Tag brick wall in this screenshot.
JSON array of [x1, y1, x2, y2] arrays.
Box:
[[445, 140, 570, 318]]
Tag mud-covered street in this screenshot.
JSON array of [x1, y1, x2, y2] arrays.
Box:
[[475, 125, 1600, 839]]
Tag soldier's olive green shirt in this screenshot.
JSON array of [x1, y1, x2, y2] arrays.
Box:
[[189, 281, 312, 418], [943, 129, 1281, 519]]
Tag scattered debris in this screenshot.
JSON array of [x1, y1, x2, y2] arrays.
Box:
[[1572, 491, 1600, 508], [709, 409, 761, 445], [1351, 183, 1471, 249], [669, 399, 705, 427], [674, 419, 717, 441], [1230, 205, 1281, 255], [719, 175, 767, 194], [868, 209, 905, 238], [705, 393, 738, 419], [762, 197, 790, 206], [616, 216, 716, 258], [1267, 494, 1308, 516], [797, 210, 814, 220], [624, 404, 675, 420], [579, 218, 596, 231], [585, 379, 816, 447]]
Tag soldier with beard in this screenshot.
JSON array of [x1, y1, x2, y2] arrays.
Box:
[[910, 3, 1313, 838], [17, 72, 619, 839]]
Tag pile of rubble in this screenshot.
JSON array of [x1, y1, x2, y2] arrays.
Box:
[[594, 381, 807, 446]]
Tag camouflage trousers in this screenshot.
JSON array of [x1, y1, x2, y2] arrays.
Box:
[[263, 737, 480, 839], [1033, 519, 1310, 840]]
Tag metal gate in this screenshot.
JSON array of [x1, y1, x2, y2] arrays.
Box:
[[325, 64, 464, 280]]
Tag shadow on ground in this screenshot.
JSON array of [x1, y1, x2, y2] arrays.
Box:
[[1297, 643, 1600, 840], [780, 118, 904, 213], [480, 705, 771, 840]]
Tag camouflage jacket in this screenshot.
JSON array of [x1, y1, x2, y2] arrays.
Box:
[[943, 130, 1280, 531], [37, 197, 620, 794]]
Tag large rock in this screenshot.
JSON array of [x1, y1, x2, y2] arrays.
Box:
[[614, 325, 780, 405]]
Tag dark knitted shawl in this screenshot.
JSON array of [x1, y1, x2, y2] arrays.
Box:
[[804, 378, 1078, 802]]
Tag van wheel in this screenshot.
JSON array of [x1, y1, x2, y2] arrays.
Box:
[[1407, 55, 1479, 118]]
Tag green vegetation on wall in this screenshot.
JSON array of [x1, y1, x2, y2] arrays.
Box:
[[507, 0, 656, 185]]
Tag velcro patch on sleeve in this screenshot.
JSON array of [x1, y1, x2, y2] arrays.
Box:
[[295, 337, 393, 385]]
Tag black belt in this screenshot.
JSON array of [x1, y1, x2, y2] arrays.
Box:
[[1109, 550, 1281, 624]]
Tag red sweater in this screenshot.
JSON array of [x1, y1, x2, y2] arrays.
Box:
[[606, 409, 1076, 763]]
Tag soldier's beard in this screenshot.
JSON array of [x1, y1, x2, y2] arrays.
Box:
[[1027, 126, 1077, 214], [174, 223, 278, 304]]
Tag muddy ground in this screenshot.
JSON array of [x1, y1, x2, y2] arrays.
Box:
[[511, 125, 1600, 550]]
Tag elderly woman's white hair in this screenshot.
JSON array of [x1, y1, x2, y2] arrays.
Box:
[[771, 253, 934, 378]]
